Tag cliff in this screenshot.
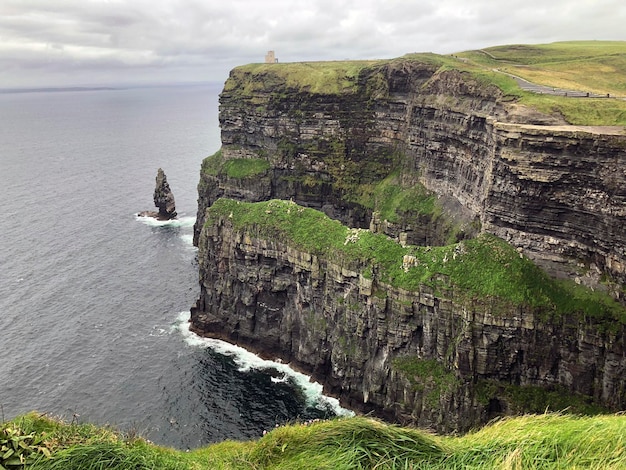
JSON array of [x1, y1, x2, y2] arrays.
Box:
[[194, 58, 626, 294], [191, 199, 625, 432], [191, 56, 626, 431]]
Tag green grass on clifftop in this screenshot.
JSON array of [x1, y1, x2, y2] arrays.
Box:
[[206, 199, 626, 323], [224, 60, 381, 95], [458, 41, 626, 95], [7, 412, 626, 469], [456, 41, 626, 125], [225, 41, 626, 125]]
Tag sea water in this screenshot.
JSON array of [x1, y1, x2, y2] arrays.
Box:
[[0, 85, 348, 449]]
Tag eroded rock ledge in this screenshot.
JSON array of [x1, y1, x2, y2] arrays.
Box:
[[191, 199, 626, 433]]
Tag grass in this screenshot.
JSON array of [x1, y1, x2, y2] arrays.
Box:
[[393, 358, 459, 407], [6, 412, 626, 469], [475, 380, 608, 416], [223, 60, 381, 96], [357, 172, 440, 223], [205, 198, 626, 324], [200, 148, 223, 176], [223, 158, 270, 178], [456, 41, 626, 124], [201, 148, 270, 179], [459, 41, 626, 95]]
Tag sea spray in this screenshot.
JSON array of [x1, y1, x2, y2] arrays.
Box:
[[135, 214, 196, 228], [136, 215, 197, 250]]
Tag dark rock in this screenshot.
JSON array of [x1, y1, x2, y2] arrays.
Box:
[[139, 168, 177, 220]]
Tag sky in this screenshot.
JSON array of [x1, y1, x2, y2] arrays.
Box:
[[1, 0, 624, 89]]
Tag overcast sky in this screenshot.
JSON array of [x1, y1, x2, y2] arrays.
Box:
[[1, 0, 624, 88]]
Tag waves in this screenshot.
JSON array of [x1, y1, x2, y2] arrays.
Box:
[[171, 311, 354, 418], [135, 214, 197, 251], [135, 214, 196, 228]]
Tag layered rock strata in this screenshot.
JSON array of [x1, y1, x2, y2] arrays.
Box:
[[191, 58, 626, 431], [195, 60, 626, 292], [191, 202, 626, 432]]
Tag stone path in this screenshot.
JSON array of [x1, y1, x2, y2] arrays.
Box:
[[498, 70, 611, 98], [473, 50, 613, 98]]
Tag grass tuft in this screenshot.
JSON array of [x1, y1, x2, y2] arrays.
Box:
[[248, 417, 445, 469]]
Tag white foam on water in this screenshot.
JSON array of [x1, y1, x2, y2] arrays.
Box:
[[172, 311, 354, 417], [135, 214, 196, 228], [180, 234, 195, 249], [136, 214, 197, 250]]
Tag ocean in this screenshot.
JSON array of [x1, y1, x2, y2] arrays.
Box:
[[0, 85, 346, 450]]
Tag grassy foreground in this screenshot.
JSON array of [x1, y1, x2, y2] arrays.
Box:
[[3, 412, 625, 469]]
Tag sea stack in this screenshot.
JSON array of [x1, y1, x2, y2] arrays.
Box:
[[139, 168, 177, 220], [153, 168, 177, 219]]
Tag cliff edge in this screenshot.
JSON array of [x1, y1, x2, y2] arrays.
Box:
[[191, 54, 626, 431]]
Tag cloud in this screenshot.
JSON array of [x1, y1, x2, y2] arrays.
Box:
[[0, 0, 624, 88]]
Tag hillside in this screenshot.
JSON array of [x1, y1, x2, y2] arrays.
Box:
[[191, 40, 626, 433], [454, 40, 626, 125], [457, 41, 626, 96]]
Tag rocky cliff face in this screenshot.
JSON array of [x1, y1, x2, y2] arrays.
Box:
[[195, 60, 626, 292], [191, 58, 626, 431], [191, 200, 626, 432]]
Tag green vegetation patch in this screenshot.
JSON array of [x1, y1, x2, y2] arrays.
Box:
[[222, 158, 270, 178], [200, 148, 224, 176], [201, 149, 270, 179], [447, 413, 626, 469], [455, 41, 626, 124], [1, 421, 51, 468], [357, 173, 440, 223], [476, 380, 608, 416], [470, 41, 626, 67], [206, 199, 626, 323], [224, 60, 381, 96], [8, 412, 626, 469], [525, 95, 626, 126], [2, 413, 183, 470], [393, 357, 459, 406]]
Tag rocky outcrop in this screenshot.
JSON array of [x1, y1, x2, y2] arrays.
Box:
[[191, 201, 626, 433], [191, 57, 626, 431], [140, 168, 177, 220]]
